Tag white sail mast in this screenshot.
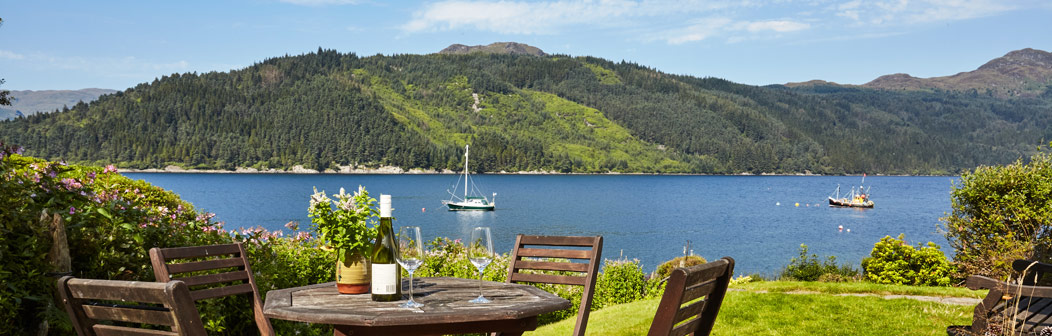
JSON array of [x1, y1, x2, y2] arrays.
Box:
[[464, 145, 469, 200]]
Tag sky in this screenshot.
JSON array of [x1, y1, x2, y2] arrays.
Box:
[[1, 0, 1050, 91]]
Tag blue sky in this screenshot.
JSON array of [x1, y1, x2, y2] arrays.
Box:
[[1, 0, 1050, 91]]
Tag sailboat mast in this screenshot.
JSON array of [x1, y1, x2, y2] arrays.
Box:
[[464, 145, 469, 200]]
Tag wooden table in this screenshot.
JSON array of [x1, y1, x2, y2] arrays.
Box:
[[263, 277, 571, 336]]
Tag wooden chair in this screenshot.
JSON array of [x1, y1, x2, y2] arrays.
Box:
[[648, 257, 735, 336], [149, 243, 274, 336], [505, 235, 603, 336], [57, 276, 207, 336], [950, 259, 1052, 336]]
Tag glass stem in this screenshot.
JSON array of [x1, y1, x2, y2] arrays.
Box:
[[478, 269, 483, 298], [408, 271, 414, 301]]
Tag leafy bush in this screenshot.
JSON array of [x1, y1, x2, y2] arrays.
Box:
[[654, 255, 707, 280], [780, 244, 859, 281], [942, 148, 1052, 279], [594, 259, 649, 308], [861, 234, 956, 286]]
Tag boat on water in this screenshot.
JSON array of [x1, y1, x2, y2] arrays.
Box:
[[828, 183, 874, 208], [442, 145, 496, 211]]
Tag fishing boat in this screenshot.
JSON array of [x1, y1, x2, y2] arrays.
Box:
[[828, 181, 874, 208], [442, 145, 496, 211]]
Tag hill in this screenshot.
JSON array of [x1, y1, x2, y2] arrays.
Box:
[[1, 47, 1051, 174], [0, 88, 118, 119], [439, 42, 547, 56], [862, 48, 1052, 97]]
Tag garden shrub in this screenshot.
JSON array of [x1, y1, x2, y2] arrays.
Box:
[[594, 259, 648, 308], [654, 255, 707, 280], [942, 148, 1052, 279], [861, 234, 956, 286], [780, 244, 858, 281]]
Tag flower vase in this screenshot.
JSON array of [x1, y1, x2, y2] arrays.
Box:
[[336, 250, 370, 294]]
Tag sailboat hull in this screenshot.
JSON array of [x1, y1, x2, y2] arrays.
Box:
[[828, 197, 874, 208], [443, 199, 495, 211]]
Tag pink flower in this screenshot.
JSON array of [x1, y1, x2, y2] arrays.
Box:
[[69, 206, 75, 215], [284, 221, 298, 230], [103, 165, 117, 173]]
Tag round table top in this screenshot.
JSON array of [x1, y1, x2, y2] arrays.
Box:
[[262, 277, 572, 327]]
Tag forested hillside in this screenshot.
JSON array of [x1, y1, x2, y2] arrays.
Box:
[[2, 48, 1050, 174]]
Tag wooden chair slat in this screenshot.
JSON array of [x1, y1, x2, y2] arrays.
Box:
[[673, 299, 708, 323], [58, 276, 206, 336], [670, 318, 702, 336], [191, 283, 255, 301], [176, 270, 249, 287], [681, 279, 717, 304], [517, 235, 598, 247], [1020, 298, 1052, 330], [157, 243, 242, 259], [150, 243, 275, 335], [93, 325, 180, 336], [648, 257, 734, 336], [515, 247, 593, 259], [82, 304, 175, 326], [166, 257, 245, 275], [513, 260, 590, 273], [506, 234, 602, 336], [67, 279, 169, 303], [961, 260, 1052, 335], [509, 273, 588, 286], [681, 259, 732, 285]]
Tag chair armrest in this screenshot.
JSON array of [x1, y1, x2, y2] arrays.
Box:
[[967, 275, 1052, 298]]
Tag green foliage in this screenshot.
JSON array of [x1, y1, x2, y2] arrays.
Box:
[[4, 51, 1050, 174], [307, 186, 378, 258], [942, 148, 1052, 279], [861, 234, 956, 286], [780, 244, 859, 281], [0, 149, 231, 334], [654, 255, 708, 280], [594, 259, 649, 308], [412, 237, 509, 281]]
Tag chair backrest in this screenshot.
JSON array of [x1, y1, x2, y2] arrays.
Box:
[[149, 243, 274, 336], [506, 235, 603, 336], [57, 276, 207, 336], [648, 257, 735, 336]]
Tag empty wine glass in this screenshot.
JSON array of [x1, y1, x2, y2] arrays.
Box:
[[397, 226, 424, 308], [467, 227, 493, 303]]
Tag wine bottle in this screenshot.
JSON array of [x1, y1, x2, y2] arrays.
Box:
[[371, 194, 402, 301]]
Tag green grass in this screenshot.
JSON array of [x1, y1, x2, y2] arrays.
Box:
[[734, 281, 986, 299], [527, 282, 979, 336]]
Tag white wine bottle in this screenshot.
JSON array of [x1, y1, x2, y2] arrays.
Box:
[[371, 194, 402, 301]]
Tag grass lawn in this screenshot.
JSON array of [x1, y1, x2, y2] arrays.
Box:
[[527, 281, 979, 336]]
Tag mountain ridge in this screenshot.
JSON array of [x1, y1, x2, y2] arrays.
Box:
[[2, 47, 1050, 175], [862, 48, 1052, 97], [1, 88, 118, 119]]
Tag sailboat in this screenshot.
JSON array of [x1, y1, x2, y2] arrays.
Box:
[[828, 175, 874, 208], [442, 145, 496, 211]]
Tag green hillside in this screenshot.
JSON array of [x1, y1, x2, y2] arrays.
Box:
[[2, 48, 1051, 174]]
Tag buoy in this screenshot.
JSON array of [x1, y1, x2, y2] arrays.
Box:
[[422, 208, 426, 212], [838, 225, 843, 232], [846, 229, 851, 233], [776, 202, 781, 206], [794, 202, 799, 207]]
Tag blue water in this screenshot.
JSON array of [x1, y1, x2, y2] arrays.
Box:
[[124, 173, 957, 275]]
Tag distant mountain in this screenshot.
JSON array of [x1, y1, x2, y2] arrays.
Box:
[[2, 48, 1052, 174], [439, 42, 546, 56], [0, 88, 118, 119], [861, 48, 1052, 97]]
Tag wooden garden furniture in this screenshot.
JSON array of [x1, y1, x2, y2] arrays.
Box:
[[149, 243, 274, 335], [950, 259, 1052, 335], [648, 257, 735, 336], [57, 276, 207, 336], [505, 234, 603, 336], [262, 277, 571, 336]]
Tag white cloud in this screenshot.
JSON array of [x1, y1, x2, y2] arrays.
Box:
[[402, 0, 739, 34], [834, 0, 1019, 25], [660, 18, 810, 44], [278, 0, 362, 5], [0, 50, 25, 60], [742, 20, 810, 32]]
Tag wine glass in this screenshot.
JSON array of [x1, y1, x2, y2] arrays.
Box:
[[467, 227, 493, 303], [397, 226, 425, 308]]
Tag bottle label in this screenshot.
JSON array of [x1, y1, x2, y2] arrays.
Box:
[[371, 263, 398, 294]]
